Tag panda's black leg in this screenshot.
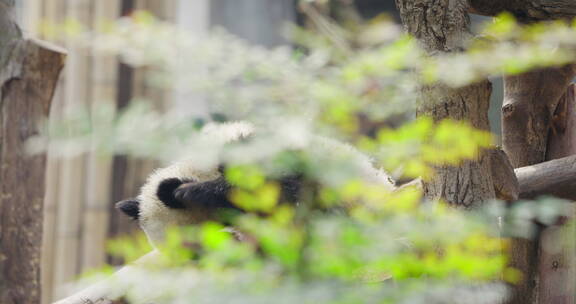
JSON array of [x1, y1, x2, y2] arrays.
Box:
[[173, 176, 238, 210], [157, 178, 193, 209]]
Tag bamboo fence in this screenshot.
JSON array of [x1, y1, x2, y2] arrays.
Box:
[[25, 1, 170, 302]]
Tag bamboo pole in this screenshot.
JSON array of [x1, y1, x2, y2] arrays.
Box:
[[52, 0, 92, 298], [41, 87, 64, 304], [40, 0, 69, 303], [22, 0, 42, 36], [80, 0, 119, 273]]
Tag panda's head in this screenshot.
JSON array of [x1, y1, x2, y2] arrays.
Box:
[[116, 168, 219, 246], [115, 122, 254, 246], [114, 120, 395, 246]]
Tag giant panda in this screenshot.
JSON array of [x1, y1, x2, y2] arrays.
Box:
[[54, 122, 395, 304], [116, 121, 396, 246]]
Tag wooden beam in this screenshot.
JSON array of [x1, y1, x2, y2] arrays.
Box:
[[468, 0, 576, 21], [516, 154, 576, 200]]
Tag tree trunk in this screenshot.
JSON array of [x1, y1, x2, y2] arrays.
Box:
[[468, 0, 576, 21], [395, 0, 495, 207], [502, 66, 576, 167], [502, 66, 576, 304], [0, 2, 66, 303]]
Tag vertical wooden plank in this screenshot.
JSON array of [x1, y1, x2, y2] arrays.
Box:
[[106, 1, 169, 261], [38, 0, 69, 302], [538, 84, 576, 304], [52, 0, 92, 298], [106, 0, 138, 266], [41, 85, 64, 304], [80, 0, 120, 273], [22, 0, 42, 36], [41, 0, 67, 42]]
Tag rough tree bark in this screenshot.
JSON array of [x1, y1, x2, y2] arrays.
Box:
[[395, 0, 495, 207], [0, 1, 66, 303], [502, 66, 576, 167], [395, 1, 576, 303], [468, 0, 576, 21]]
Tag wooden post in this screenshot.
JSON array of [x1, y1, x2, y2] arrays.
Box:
[[0, 20, 66, 304], [537, 84, 576, 304], [40, 1, 69, 302]]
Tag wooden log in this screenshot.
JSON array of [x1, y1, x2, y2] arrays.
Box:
[[53, 250, 162, 304], [0, 38, 66, 304], [516, 154, 576, 200]]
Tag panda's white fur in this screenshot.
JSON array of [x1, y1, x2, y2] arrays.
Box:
[[136, 121, 395, 246], [54, 121, 395, 304], [136, 122, 256, 245]]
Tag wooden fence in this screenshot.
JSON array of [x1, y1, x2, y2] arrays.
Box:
[[22, 1, 168, 302]]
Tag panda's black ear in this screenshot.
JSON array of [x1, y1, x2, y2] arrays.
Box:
[[116, 199, 140, 220]]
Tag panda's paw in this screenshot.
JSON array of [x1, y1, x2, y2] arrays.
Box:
[[173, 183, 203, 206], [157, 177, 197, 209], [173, 177, 233, 209]]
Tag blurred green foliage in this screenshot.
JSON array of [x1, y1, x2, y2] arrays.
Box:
[[41, 6, 576, 304]]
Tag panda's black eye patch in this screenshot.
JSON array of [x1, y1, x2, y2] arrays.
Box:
[[116, 199, 140, 220], [157, 178, 196, 209]]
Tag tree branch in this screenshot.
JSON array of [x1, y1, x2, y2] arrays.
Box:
[[516, 154, 576, 200], [468, 0, 576, 21], [53, 250, 162, 304]]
